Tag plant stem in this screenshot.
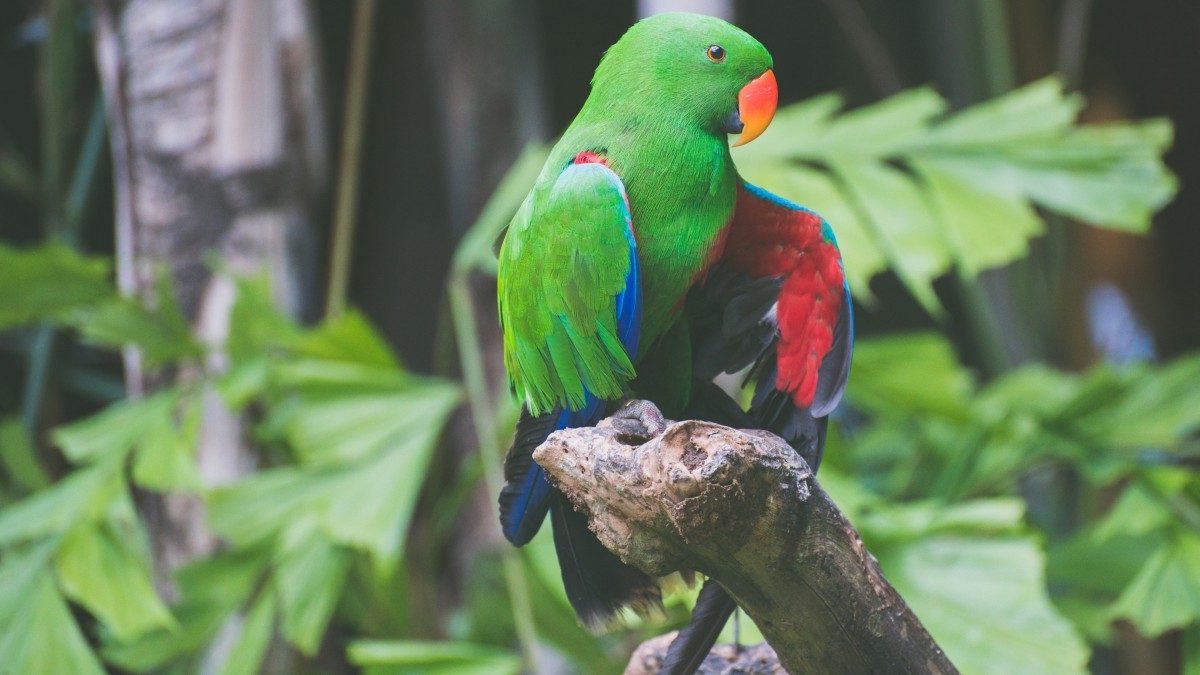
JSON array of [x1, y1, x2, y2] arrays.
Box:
[[325, 0, 377, 318], [448, 275, 540, 673]]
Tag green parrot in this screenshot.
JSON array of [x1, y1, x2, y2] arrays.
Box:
[[496, 12, 853, 647]]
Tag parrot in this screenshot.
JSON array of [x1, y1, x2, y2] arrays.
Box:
[[495, 12, 853, 663]]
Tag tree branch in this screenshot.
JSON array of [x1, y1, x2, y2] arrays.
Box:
[[532, 404, 958, 675]]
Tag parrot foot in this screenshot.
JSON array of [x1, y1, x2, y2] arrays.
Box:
[[604, 399, 669, 444]]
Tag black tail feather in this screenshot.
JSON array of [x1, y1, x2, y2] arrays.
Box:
[[660, 578, 737, 675], [498, 407, 560, 545], [549, 493, 663, 629]]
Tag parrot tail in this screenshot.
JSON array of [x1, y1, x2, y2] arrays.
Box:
[[550, 492, 663, 630], [499, 407, 561, 545], [660, 577, 737, 675]]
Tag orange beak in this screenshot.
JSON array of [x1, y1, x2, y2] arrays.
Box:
[[731, 69, 778, 147]]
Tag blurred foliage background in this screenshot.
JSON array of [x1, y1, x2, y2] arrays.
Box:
[[0, 0, 1198, 673]]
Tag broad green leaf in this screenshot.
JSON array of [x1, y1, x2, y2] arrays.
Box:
[[731, 77, 1176, 313], [274, 520, 350, 655], [1109, 531, 1200, 636], [0, 541, 55, 624], [0, 461, 122, 545], [216, 355, 271, 410], [847, 333, 973, 420], [208, 468, 330, 546], [1077, 356, 1200, 447], [277, 377, 460, 467], [977, 365, 1083, 420], [807, 87, 946, 157], [922, 77, 1081, 146], [860, 498, 1025, 543], [225, 275, 302, 363], [348, 640, 521, 675], [294, 309, 399, 368], [0, 417, 50, 492], [321, 439, 440, 561], [1092, 483, 1175, 542], [131, 393, 202, 492], [830, 160, 947, 314], [74, 296, 203, 365], [102, 548, 270, 671], [216, 592, 276, 675], [56, 522, 174, 640], [54, 390, 180, 464], [0, 243, 113, 327], [881, 535, 1089, 675], [0, 570, 105, 675], [1186, 625, 1200, 675], [102, 604, 228, 673], [913, 159, 1043, 276], [1049, 526, 1161, 597]]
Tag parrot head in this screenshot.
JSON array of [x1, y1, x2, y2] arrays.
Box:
[[591, 12, 778, 146]]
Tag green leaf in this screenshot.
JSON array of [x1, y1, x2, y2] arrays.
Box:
[[913, 159, 1043, 276], [1077, 356, 1200, 448], [56, 522, 175, 640], [274, 520, 350, 655], [0, 541, 55, 624], [1109, 531, 1200, 636], [208, 468, 329, 546], [276, 375, 460, 468], [216, 591, 277, 675], [847, 333, 973, 420], [294, 309, 399, 368], [0, 244, 113, 327], [72, 273, 202, 364], [0, 461, 122, 546], [881, 535, 1089, 675], [54, 390, 180, 464], [131, 394, 203, 492], [1092, 483, 1175, 542], [1185, 624, 1200, 675], [225, 275, 302, 364], [860, 498, 1025, 543], [1048, 526, 1159, 598], [735, 77, 1176, 312], [347, 640, 521, 675], [0, 568, 104, 675], [101, 548, 271, 672], [830, 159, 948, 314], [922, 77, 1082, 146], [0, 417, 50, 492]]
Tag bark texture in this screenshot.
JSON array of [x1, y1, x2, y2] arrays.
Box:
[[532, 406, 958, 675], [92, 0, 325, 585]]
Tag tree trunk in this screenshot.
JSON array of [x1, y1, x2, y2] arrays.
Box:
[[91, 0, 325, 590], [532, 405, 958, 675]]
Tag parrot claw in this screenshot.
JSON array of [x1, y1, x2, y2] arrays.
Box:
[[604, 399, 669, 444]]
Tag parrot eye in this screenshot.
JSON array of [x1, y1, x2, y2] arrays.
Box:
[[706, 45, 726, 63]]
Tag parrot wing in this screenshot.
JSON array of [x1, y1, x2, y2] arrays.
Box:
[[498, 158, 659, 627], [693, 180, 853, 463], [497, 158, 641, 545], [498, 160, 641, 417], [665, 181, 854, 673]]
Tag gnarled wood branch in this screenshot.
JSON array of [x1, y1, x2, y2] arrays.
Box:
[[532, 405, 957, 675]]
